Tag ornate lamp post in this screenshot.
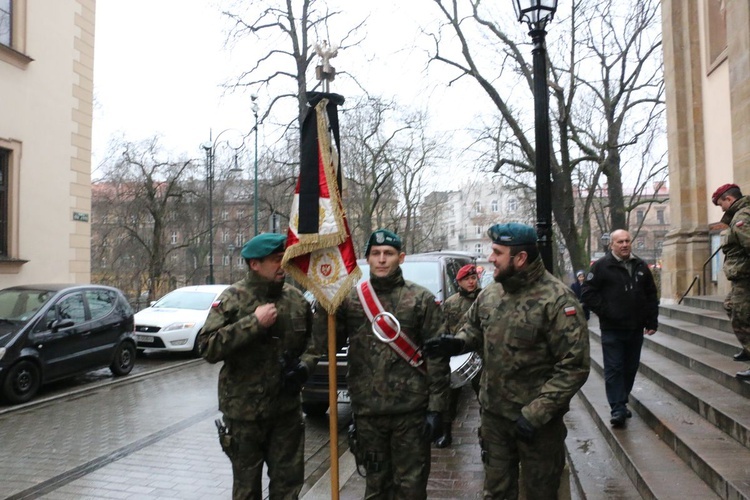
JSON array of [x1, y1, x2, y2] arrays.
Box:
[[513, 0, 559, 272], [201, 130, 244, 284]]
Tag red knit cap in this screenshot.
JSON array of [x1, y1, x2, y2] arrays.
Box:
[[456, 264, 477, 281], [712, 183, 739, 205]]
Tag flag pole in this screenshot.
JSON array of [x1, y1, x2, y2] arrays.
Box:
[[316, 40, 341, 500], [327, 313, 340, 499]]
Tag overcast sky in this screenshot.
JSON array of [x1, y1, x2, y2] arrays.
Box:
[[93, 1, 515, 179]]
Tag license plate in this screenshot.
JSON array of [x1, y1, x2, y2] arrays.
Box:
[[337, 390, 350, 403], [137, 335, 154, 343]]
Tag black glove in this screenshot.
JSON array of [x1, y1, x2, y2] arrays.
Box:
[[422, 335, 465, 359], [515, 415, 535, 443], [424, 411, 443, 441], [283, 362, 309, 394]]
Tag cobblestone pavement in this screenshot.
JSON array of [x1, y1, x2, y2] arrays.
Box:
[[0, 359, 509, 499]]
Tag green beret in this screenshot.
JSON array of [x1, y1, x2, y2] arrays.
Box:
[[364, 229, 402, 256], [487, 223, 538, 246], [241, 233, 287, 259]]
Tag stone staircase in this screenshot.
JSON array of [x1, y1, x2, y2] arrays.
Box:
[[565, 296, 750, 500]]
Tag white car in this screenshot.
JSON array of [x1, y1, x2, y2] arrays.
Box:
[[134, 285, 229, 356]]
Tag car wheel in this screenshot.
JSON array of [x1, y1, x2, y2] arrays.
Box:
[[191, 335, 204, 358], [302, 401, 329, 417], [2, 360, 41, 404], [110, 341, 136, 376]]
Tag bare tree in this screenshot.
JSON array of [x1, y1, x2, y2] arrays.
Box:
[[222, 0, 364, 131], [425, 0, 666, 272], [93, 138, 199, 300]]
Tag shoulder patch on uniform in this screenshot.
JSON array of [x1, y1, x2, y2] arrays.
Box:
[[564, 306, 577, 317], [736, 220, 745, 227], [586, 272, 594, 281]]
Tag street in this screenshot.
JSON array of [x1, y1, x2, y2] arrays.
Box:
[[0, 356, 352, 499]]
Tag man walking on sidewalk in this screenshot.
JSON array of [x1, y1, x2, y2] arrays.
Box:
[[582, 229, 659, 427], [711, 183, 750, 379]]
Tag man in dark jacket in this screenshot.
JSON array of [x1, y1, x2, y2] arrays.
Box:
[[582, 229, 659, 428], [712, 183, 750, 379]]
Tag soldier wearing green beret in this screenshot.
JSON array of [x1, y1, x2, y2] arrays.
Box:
[[198, 232, 324, 500], [317, 229, 450, 499], [424, 222, 590, 499]]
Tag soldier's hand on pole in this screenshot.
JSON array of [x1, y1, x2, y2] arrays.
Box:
[[515, 415, 535, 443], [255, 303, 278, 327], [422, 335, 465, 359], [424, 411, 443, 441]]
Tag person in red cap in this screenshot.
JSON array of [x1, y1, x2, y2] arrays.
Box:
[[434, 263, 483, 448], [712, 183, 750, 378]]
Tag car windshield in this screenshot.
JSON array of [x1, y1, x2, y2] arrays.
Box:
[[358, 262, 442, 297], [153, 291, 217, 310], [0, 288, 53, 322]]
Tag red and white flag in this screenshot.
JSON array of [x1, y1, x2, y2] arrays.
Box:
[[282, 92, 360, 313]]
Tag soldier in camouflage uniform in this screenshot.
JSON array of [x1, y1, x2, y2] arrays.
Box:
[[198, 233, 321, 500], [425, 223, 590, 499], [320, 229, 450, 499], [712, 183, 750, 379], [435, 263, 482, 448]]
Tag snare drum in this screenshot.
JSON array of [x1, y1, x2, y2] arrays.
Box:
[[449, 352, 482, 389]]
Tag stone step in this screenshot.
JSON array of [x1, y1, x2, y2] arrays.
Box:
[[590, 326, 750, 449], [588, 334, 750, 499], [658, 316, 740, 358], [634, 323, 750, 399], [682, 295, 726, 314], [660, 302, 732, 334], [564, 395, 642, 500], [576, 362, 721, 500]]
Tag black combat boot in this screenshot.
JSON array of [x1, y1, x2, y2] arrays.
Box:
[[434, 422, 453, 448]]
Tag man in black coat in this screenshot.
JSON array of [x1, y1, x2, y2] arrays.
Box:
[[582, 229, 659, 428]]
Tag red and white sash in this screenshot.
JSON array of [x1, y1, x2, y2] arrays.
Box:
[[356, 280, 426, 373]]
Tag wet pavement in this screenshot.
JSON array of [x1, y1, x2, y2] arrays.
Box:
[[0, 358, 572, 499]]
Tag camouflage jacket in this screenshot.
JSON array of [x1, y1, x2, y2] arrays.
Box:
[[319, 268, 450, 417], [721, 196, 750, 281], [456, 257, 590, 428], [198, 271, 320, 421], [443, 289, 479, 334]]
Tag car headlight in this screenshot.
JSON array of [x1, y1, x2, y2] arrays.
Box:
[[0, 347, 5, 361], [163, 322, 196, 332]]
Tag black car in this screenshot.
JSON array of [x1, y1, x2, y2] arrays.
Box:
[[301, 251, 475, 416], [0, 284, 136, 404]]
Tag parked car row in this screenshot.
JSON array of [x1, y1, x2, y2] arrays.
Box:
[[0, 283, 230, 405]]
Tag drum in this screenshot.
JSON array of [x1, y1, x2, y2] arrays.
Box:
[[449, 352, 482, 389]]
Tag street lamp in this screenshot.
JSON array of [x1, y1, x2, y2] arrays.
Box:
[[201, 130, 245, 285], [513, 0, 559, 272], [227, 243, 235, 283], [251, 94, 260, 236]]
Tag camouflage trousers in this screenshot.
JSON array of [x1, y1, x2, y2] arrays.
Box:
[[222, 409, 304, 500], [479, 410, 567, 500], [356, 410, 431, 499], [724, 279, 750, 352]]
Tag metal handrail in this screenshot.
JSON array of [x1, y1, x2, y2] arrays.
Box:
[[701, 246, 722, 295], [678, 275, 699, 305]]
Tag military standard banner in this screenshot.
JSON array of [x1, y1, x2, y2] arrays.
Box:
[[282, 92, 360, 313]]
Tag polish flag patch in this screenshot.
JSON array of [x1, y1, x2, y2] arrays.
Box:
[[564, 306, 577, 317]]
